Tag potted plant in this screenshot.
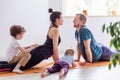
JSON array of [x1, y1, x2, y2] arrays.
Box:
[[106, 0, 118, 16], [102, 21, 120, 70]]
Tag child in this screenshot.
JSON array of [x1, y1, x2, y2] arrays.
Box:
[[41, 48, 76, 80], [6, 25, 38, 74]]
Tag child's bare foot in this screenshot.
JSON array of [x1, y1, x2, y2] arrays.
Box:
[[41, 69, 47, 78], [59, 69, 65, 79], [13, 68, 23, 74]]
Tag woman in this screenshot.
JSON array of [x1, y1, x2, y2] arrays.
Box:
[[0, 8, 63, 71]]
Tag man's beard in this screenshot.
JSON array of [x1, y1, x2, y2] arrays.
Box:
[[74, 24, 79, 28]]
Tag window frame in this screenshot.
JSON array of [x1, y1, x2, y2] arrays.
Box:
[[62, 0, 120, 17]]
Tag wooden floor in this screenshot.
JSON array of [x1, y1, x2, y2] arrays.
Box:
[[0, 61, 109, 76], [1, 61, 120, 80]]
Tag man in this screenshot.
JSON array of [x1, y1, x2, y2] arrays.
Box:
[[73, 14, 116, 66]]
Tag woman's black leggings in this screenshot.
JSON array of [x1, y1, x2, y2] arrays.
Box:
[[0, 51, 45, 71]]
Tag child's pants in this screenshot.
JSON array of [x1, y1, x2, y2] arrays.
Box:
[[47, 60, 69, 74], [8, 53, 31, 67]]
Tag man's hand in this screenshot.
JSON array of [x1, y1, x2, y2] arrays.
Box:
[[74, 59, 79, 62], [79, 62, 91, 66]]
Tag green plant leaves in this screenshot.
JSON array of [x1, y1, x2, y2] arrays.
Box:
[[108, 63, 111, 70], [102, 21, 120, 50], [113, 59, 117, 67], [110, 39, 113, 48], [113, 37, 119, 50], [102, 21, 120, 70], [102, 24, 105, 32], [110, 28, 114, 37], [108, 54, 120, 70]]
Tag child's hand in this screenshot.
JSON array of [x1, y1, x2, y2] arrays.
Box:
[[29, 44, 39, 50], [72, 62, 77, 67], [32, 44, 39, 48]]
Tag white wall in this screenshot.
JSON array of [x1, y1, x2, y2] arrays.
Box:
[[0, 0, 120, 58], [49, 0, 120, 52], [0, 0, 49, 57], [60, 16, 120, 50], [49, 0, 62, 11]]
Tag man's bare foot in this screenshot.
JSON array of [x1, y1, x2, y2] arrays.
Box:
[[59, 69, 65, 79], [41, 69, 47, 78]]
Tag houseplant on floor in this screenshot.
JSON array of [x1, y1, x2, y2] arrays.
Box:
[[102, 21, 120, 70]]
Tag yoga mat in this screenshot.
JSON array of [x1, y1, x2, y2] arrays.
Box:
[[0, 61, 109, 76]]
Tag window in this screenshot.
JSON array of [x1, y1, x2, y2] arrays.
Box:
[[63, 0, 120, 16]]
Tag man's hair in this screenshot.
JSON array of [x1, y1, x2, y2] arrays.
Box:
[[10, 25, 26, 38], [76, 14, 87, 24], [64, 49, 74, 56]]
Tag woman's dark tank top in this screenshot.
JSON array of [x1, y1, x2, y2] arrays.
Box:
[[30, 35, 61, 59]]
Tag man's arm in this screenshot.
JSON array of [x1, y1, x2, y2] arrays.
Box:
[[83, 38, 92, 63], [75, 41, 82, 62]]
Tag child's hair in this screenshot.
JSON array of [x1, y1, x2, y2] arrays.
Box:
[[10, 25, 26, 38], [64, 49, 74, 56]]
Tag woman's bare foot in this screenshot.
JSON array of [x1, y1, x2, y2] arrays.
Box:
[[59, 69, 65, 79], [41, 69, 47, 78]]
